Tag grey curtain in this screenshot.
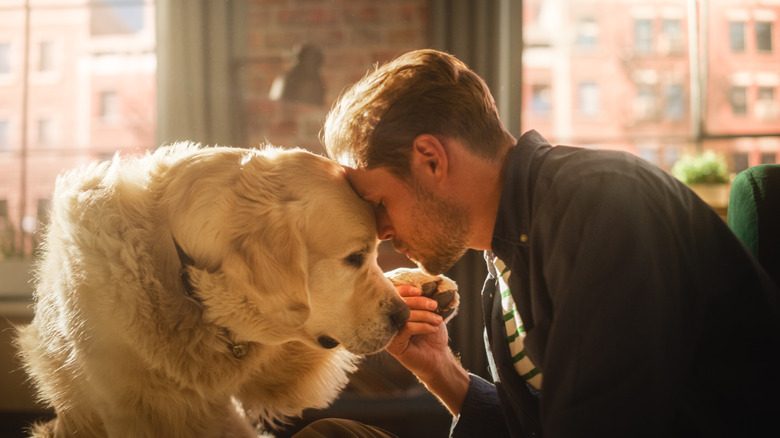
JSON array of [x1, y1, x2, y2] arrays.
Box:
[[429, 0, 523, 379], [156, 0, 247, 147]]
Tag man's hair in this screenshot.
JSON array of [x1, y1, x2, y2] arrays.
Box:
[[321, 49, 513, 178]]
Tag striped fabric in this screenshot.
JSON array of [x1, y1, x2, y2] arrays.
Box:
[[493, 257, 543, 389]]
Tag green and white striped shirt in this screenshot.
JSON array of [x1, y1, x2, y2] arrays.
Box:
[[493, 256, 543, 390]]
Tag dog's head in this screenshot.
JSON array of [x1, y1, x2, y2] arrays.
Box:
[[157, 144, 408, 355]]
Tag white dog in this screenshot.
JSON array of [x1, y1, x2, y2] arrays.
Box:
[[15, 143, 458, 438]]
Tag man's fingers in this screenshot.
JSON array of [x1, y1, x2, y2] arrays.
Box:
[[403, 296, 438, 311], [408, 309, 443, 325], [396, 284, 422, 297]]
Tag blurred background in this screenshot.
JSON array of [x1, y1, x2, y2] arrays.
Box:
[[1, 0, 778, 436]]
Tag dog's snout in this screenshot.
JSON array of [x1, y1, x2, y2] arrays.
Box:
[[389, 300, 410, 330]]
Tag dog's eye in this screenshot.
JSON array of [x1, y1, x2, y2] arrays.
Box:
[[344, 252, 365, 268]]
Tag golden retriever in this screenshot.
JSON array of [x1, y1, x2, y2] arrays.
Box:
[[15, 143, 458, 437]]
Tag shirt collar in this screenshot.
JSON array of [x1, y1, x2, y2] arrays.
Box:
[[490, 130, 553, 258]]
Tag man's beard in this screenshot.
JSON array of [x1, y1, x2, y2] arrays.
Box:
[[401, 181, 470, 275]]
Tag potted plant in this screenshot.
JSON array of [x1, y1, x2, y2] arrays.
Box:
[[671, 150, 731, 207]]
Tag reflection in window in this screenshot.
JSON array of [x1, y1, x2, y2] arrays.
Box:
[[730, 21, 746, 52], [756, 21, 773, 52], [730, 86, 748, 115]]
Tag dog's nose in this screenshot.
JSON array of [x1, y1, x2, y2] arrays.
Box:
[[389, 299, 410, 330]]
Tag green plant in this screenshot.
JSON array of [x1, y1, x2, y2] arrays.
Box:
[[671, 150, 730, 185]]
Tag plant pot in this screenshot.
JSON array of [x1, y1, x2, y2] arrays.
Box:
[[688, 183, 730, 208]]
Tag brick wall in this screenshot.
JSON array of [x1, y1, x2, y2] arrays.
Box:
[[242, 0, 430, 155]]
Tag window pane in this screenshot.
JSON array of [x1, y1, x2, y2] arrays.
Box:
[[0, 42, 10, 75], [729, 21, 746, 52], [756, 21, 773, 52], [0, 0, 156, 259], [522, 0, 779, 174], [634, 19, 654, 54]]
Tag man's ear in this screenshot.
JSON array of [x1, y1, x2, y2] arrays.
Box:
[[411, 134, 448, 187]]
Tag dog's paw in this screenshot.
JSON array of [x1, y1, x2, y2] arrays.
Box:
[[385, 268, 459, 322]]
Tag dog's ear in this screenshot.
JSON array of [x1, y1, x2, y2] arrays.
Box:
[[212, 214, 311, 343], [192, 199, 310, 344]]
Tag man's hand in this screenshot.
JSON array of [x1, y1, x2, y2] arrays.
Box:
[[384, 269, 470, 416], [385, 283, 451, 382]]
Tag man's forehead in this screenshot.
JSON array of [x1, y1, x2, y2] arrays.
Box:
[[343, 166, 390, 196]]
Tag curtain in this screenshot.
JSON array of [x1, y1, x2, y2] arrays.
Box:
[[156, 0, 247, 147], [429, 0, 524, 379]]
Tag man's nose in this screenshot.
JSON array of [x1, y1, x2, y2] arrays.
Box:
[[376, 209, 394, 241]]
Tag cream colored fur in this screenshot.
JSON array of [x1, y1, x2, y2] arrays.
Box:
[[15, 143, 432, 437]]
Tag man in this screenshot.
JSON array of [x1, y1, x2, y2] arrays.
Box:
[[319, 49, 780, 437]]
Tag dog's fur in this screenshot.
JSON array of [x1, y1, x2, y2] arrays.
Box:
[[15, 143, 458, 437]]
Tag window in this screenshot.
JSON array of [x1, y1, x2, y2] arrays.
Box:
[[664, 83, 685, 120], [0, 119, 8, 151], [661, 19, 683, 54], [0, 0, 156, 260], [756, 21, 773, 52], [38, 40, 55, 73], [578, 82, 600, 116], [634, 83, 657, 120], [531, 84, 551, 115], [730, 86, 748, 116], [761, 152, 777, 164], [575, 17, 598, 49], [99, 90, 119, 121], [730, 21, 746, 52], [91, 0, 145, 36], [522, 0, 779, 175], [0, 42, 10, 75], [36, 117, 55, 146], [634, 19, 654, 54]]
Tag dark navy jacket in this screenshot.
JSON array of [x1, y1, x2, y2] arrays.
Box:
[[451, 131, 780, 437]]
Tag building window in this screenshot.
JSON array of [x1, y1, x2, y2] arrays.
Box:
[[37, 117, 55, 146], [664, 83, 685, 120], [730, 86, 748, 115], [38, 40, 54, 73], [761, 152, 777, 164], [0, 119, 9, 151], [756, 21, 773, 53], [634, 19, 653, 54], [661, 19, 683, 54], [531, 84, 551, 115], [732, 152, 749, 173], [634, 83, 656, 120], [0, 42, 10, 75], [729, 21, 746, 52], [575, 17, 599, 49], [578, 82, 600, 116], [99, 90, 119, 121], [756, 86, 777, 120]]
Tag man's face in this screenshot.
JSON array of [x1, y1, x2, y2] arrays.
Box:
[[345, 166, 470, 275]]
